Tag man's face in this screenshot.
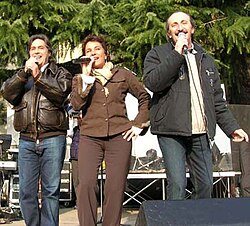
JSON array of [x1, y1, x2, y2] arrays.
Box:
[[29, 39, 51, 66], [167, 12, 195, 45]]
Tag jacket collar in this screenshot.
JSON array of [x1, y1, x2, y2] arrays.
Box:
[[45, 61, 57, 74], [167, 41, 206, 54]]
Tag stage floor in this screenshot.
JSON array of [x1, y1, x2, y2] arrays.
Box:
[[1, 206, 139, 226], [98, 171, 241, 207]]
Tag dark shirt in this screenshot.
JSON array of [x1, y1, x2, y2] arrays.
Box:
[[70, 125, 80, 160]]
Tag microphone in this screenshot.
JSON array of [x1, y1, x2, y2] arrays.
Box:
[[27, 56, 41, 74], [27, 68, 32, 75], [178, 32, 188, 53], [72, 57, 91, 64], [34, 55, 41, 64]]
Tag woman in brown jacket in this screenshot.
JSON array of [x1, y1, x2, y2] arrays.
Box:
[[70, 34, 150, 226]]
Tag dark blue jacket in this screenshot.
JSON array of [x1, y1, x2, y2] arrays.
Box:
[[143, 42, 240, 140]]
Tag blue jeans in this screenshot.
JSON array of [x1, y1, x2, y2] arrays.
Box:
[[18, 135, 66, 226], [158, 134, 213, 200]]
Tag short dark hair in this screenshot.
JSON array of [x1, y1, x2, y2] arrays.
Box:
[[81, 34, 110, 61], [165, 12, 196, 32], [27, 34, 53, 57]]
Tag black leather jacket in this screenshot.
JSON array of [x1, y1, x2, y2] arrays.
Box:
[[1, 61, 72, 141]]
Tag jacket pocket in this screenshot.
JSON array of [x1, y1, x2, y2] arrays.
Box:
[[13, 102, 28, 131], [152, 94, 169, 122], [38, 100, 67, 130]]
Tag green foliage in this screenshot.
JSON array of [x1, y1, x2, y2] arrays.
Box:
[[225, 16, 250, 54], [0, 0, 249, 101], [0, 0, 79, 67]]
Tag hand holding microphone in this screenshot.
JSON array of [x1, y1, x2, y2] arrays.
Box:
[[25, 56, 41, 77], [175, 32, 188, 54], [72, 56, 95, 76]]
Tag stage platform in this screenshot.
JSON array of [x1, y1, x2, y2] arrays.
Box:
[[98, 171, 241, 207]]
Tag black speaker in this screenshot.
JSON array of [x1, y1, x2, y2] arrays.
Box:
[[135, 198, 250, 226]]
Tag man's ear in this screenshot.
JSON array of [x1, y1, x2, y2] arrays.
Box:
[[166, 32, 172, 40], [166, 31, 172, 39]]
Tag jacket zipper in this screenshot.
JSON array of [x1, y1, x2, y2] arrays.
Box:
[[32, 84, 41, 141]]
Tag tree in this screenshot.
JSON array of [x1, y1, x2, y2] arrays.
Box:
[[109, 0, 250, 101], [0, 0, 249, 101], [0, 0, 80, 67]]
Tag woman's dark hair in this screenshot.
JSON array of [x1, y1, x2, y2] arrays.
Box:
[[81, 34, 110, 61], [27, 34, 53, 58]]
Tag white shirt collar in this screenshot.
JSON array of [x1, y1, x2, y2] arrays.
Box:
[[188, 43, 197, 54], [41, 63, 49, 72]]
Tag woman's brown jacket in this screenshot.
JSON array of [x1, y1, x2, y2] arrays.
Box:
[[70, 67, 150, 137]]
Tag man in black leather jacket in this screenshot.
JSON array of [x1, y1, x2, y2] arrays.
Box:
[[143, 12, 248, 200], [1, 34, 72, 226]]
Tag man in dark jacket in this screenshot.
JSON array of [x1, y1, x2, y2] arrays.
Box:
[[143, 11, 248, 200], [1, 34, 72, 226]]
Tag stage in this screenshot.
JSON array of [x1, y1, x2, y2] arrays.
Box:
[[98, 170, 241, 207]]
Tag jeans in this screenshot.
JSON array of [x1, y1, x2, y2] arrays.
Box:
[[158, 134, 213, 200], [18, 135, 66, 226]]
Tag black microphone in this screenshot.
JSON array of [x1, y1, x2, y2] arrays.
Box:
[[27, 68, 32, 75], [72, 57, 91, 64], [178, 32, 188, 53]]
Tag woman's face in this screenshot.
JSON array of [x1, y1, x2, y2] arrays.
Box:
[[85, 41, 106, 69]]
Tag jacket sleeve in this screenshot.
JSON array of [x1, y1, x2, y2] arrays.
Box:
[[143, 46, 185, 93], [0, 69, 29, 106], [126, 70, 150, 129], [34, 66, 72, 108], [211, 61, 240, 137], [70, 74, 94, 111]]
